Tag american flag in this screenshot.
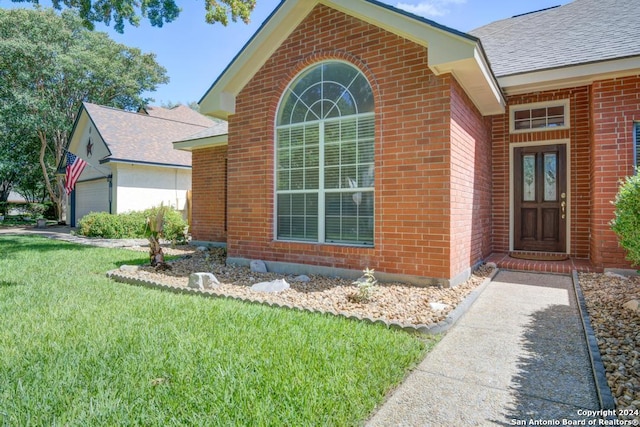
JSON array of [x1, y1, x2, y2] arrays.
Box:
[[65, 152, 87, 195]]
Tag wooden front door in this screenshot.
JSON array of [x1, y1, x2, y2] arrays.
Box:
[[514, 144, 567, 252]]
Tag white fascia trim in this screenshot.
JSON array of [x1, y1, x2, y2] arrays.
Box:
[[173, 135, 228, 152], [499, 56, 640, 95], [431, 46, 506, 115], [329, 0, 505, 116], [104, 159, 192, 170], [199, 0, 314, 119], [200, 0, 504, 118]]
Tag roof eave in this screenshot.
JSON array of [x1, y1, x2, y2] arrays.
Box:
[[199, 0, 505, 119], [173, 134, 229, 152], [498, 55, 640, 95], [100, 158, 192, 169], [429, 44, 505, 115]]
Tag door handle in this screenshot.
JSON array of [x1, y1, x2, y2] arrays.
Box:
[[561, 201, 566, 219]]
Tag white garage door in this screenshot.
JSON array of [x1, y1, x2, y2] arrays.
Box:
[[75, 179, 110, 225]]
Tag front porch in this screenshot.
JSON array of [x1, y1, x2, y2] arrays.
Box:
[[486, 252, 597, 274]]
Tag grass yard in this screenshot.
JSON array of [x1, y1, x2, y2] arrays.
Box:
[[0, 236, 434, 426]]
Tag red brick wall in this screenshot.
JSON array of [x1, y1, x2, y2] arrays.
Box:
[[590, 75, 640, 269], [490, 86, 592, 259], [449, 79, 493, 277], [191, 145, 227, 243], [220, 4, 491, 283]]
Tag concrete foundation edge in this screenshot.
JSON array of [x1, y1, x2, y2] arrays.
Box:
[[226, 257, 483, 288], [572, 270, 616, 411]]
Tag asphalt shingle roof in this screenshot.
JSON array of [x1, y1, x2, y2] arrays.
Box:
[[470, 0, 640, 77], [142, 105, 216, 127], [84, 103, 214, 167]]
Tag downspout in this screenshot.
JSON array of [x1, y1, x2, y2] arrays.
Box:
[[108, 175, 113, 214]]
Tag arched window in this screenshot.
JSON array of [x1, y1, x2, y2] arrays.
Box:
[[276, 61, 374, 245]]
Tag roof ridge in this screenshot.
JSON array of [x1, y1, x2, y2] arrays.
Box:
[[85, 102, 211, 129], [511, 4, 560, 18]]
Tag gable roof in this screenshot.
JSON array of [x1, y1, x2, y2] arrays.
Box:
[[199, 0, 505, 118], [471, 0, 640, 93], [141, 105, 216, 127], [80, 102, 214, 167]]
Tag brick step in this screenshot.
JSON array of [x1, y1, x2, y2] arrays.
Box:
[[486, 252, 596, 274]]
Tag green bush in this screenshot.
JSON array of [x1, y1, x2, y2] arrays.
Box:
[[77, 207, 188, 243], [78, 212, 126, 238], [611, 171, 640, 267], [27, 203, 48, 219]]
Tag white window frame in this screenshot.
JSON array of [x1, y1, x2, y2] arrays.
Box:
[[274, 61, 375, 246], [509, 99, 570, 134]]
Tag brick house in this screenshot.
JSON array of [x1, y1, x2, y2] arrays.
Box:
[[176, 0, 640, 286]]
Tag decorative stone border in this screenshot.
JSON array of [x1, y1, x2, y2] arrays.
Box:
[[572, 271, 617, 412], [106, 268, 498, 335]]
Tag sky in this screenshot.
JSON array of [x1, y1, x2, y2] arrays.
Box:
[[79, 0, 568, 106]]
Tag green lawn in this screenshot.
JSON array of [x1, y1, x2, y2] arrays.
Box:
[[0, 236, 434, 426]]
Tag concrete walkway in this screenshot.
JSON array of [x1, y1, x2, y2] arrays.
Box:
[[0, 225, 148, 248], [367, 271, 601, 426]]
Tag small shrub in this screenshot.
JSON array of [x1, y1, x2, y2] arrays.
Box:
[[144, 206, 188, 243], [349, 268, 378, 303], [611, 170, 640, 267], [43, 202, 56, 220]]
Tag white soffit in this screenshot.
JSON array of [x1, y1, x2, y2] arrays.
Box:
[[199, 0, 505, 119]]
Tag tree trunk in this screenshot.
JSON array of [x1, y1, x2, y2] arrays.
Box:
[[38, 129, 67, 222], [149, 234, 165, 266]]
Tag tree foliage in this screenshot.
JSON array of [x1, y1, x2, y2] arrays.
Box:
[[0, 8, 168, 219], [9, 0, 256, 32], [611, 170, 640, 267]]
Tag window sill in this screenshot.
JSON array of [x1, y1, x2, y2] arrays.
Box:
[[273, 239, 375, 249]]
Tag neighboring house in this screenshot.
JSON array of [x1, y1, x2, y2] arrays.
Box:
[[65, 103, 215, 226], [176, 0, 640, 286], [7, 191, 27, 203]]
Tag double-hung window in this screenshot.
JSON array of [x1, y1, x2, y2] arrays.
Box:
[[276, 61, 375, 245]]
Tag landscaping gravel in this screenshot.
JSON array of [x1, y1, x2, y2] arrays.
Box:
[[120, 246, 640, 421], [579, 272, 640, 421], [116, 246, 494, 328]]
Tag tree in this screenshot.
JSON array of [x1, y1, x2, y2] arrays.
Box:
[[161, 101, 201, 111], [0, 125, 39, 202], [0, 8, 169, 221], [9, 0, 256, 33]]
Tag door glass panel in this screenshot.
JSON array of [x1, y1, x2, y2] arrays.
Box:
[[523, 155, 535, 201], [544, 153, 557, 201]]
